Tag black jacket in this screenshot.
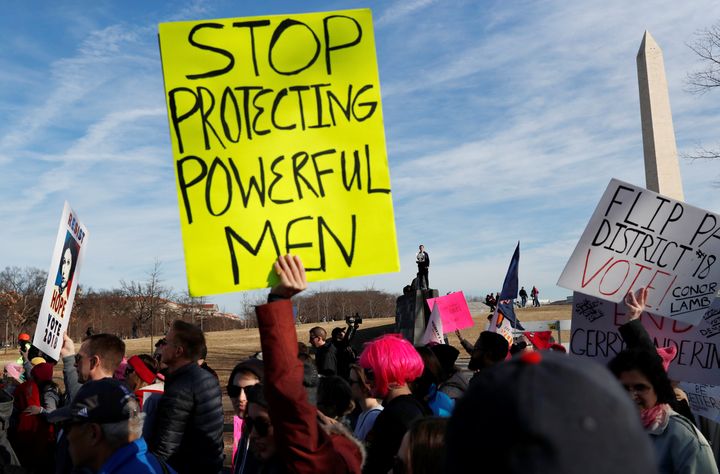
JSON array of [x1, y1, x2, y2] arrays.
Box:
[[150, 362, 224, 473], [316, 341, 338, 376], [363, 394, 432, 474]]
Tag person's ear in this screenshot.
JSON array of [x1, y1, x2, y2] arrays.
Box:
[[88, 423, 103, 445]]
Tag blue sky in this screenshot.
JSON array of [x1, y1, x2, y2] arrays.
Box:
[[2, 0, 720, 314]]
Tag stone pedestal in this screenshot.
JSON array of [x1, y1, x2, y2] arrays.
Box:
[[395, 288, 439, 344]]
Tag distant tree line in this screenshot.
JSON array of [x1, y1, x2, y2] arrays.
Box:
[[0, 264, 245, 345], [0, 264, 400, 344], [291, 289, 397, 325]]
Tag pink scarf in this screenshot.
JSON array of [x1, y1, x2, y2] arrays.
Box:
[[640, 403, 671, 433]]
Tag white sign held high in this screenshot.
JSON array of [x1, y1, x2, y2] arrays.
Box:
[[420, 304, 444, 346], [558, 178, 720, 326], [34, 202, 89, 361]]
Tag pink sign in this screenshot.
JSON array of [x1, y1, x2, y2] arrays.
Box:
[[426, 291, 474, 333]]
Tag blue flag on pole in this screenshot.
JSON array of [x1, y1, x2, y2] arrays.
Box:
[[496, 242, 523, 330]]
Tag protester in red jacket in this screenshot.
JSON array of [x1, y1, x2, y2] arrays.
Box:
[[11, 361, 58, 471], [248, 255, 364, 474]]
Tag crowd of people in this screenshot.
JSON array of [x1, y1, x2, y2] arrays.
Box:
[[0, 256, 716, 473]]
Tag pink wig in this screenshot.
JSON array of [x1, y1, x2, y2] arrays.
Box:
[[359, 334, 424, 397]]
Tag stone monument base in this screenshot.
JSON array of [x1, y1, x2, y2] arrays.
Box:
[[395, 288, 439, 345]]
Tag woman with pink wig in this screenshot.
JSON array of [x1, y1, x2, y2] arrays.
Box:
[[359, 334, 431, 473]]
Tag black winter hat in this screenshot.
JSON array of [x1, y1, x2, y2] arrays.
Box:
[[48, 378, 137, 424], [446, 351, 656, 474]]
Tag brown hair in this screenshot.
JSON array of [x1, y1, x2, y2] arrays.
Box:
[[309, 327, 327, 339], [407, 417, 448, 474], [83, 334, 125, 374], [349, 364, 372, 396], [171, 320, 205, 362]]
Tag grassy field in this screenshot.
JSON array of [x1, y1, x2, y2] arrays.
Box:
[[2, 303, 570, 464]]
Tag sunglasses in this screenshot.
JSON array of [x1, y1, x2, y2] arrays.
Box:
[[227, 385, 249, 398], [247, 416, 272, 437]]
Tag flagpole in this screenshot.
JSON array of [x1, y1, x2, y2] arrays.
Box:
[[489, 242, 522, 346], [511, 299, 517, 334]]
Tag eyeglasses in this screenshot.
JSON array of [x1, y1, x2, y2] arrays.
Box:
[[623, 383, 652, 395], [227, 385, 249, 398], [247, 416, 272, 437]]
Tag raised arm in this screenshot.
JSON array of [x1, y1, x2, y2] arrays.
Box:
[[256, 255, 339, 473], [455, 330, 474, 356], [619, 288, 655, 352], [60, 333, 81, 402]]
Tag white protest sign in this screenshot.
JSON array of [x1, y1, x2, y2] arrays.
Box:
[[558, 178, 720, 326], [419, 304, 444, 346], [34, 202, 89, 361], [570, 292, 720, 385], [679, 382, 720, 423]]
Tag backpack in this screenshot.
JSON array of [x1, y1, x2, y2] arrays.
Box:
[[426, 384, 454, 417]]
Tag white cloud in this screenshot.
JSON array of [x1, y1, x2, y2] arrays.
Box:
[[377, 0, 438, 26]]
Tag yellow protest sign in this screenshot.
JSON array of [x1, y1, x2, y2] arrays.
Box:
[[158, 9, 399, 296]]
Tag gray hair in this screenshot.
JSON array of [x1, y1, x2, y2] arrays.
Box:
[[100, 398, 144, 448]]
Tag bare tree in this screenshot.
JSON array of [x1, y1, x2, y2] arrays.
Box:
[[71, 289, 132, 340], [685, 22, 720, 160], [0, 267, 46, 339], [175, 292, 210, 329], [239, 292, 265, 328], [687, 23, 720, 93], [364, 284, 378, 319], [120, 259, 171, 349], [335, 291, 350, 321]]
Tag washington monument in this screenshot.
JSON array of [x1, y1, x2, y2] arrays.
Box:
[[637, 30, 684, 200]]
